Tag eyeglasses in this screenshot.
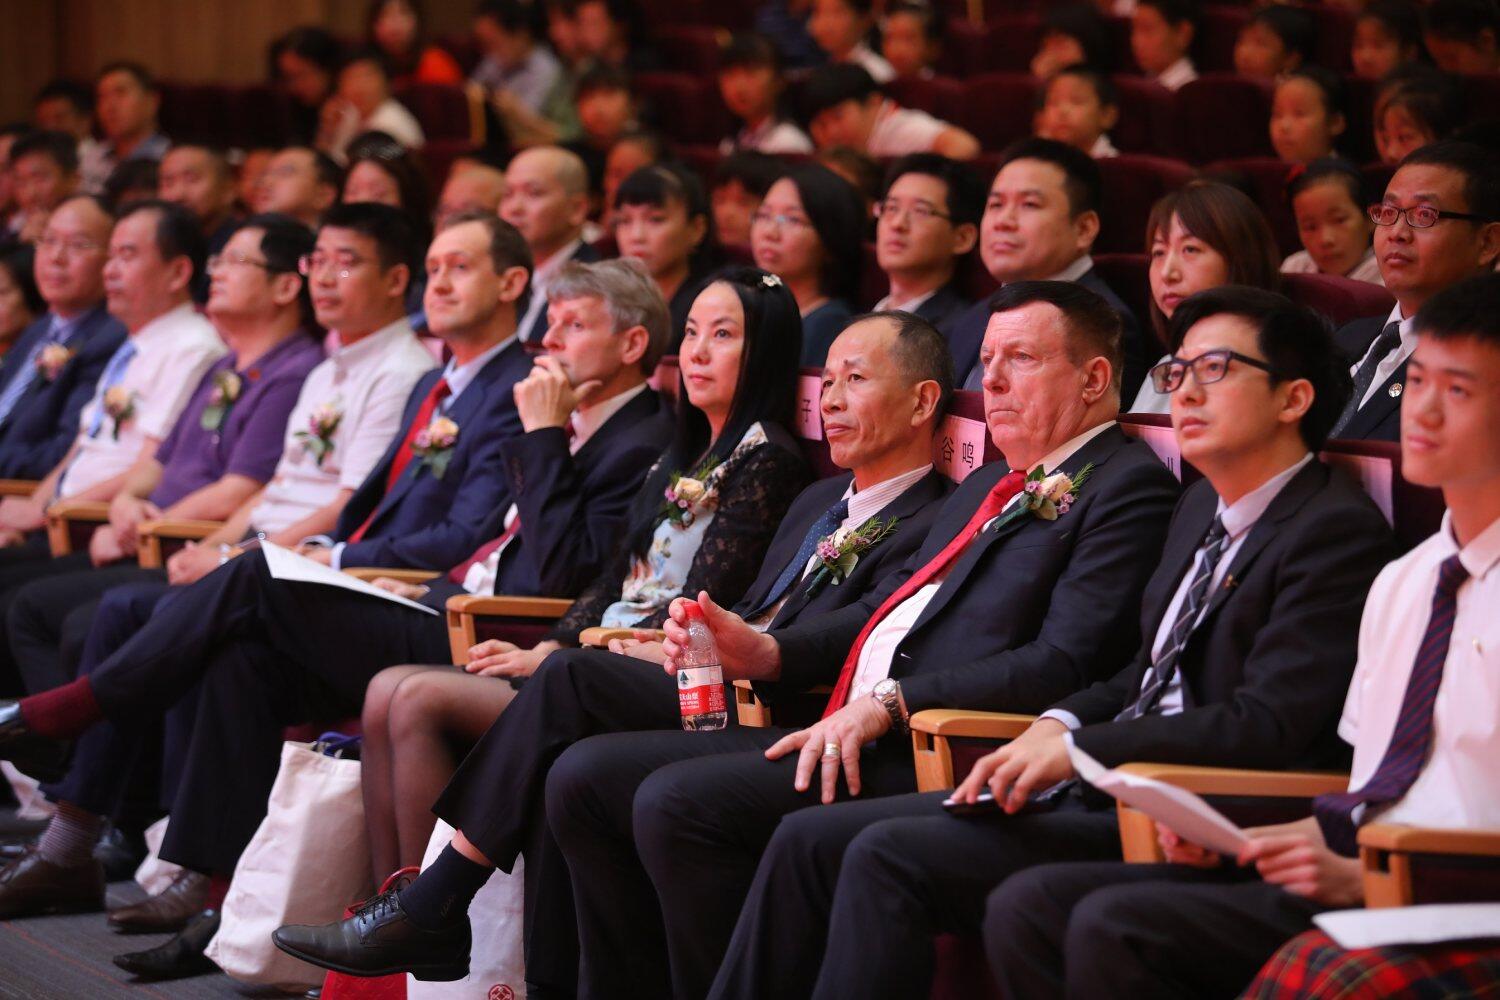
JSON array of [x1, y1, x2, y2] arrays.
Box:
[[751, 210, 811, 231], [872, 199, 952, 223], [1149, 349, 1277, 394], [207, 253, 272, 275], [37, 235, 102, 257], [1367, 203, 1489, 230], [297, 252, 371, 279]]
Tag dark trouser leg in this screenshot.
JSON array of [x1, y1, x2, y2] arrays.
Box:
[[632, 738, 918, 1000], [545, 728, 787, 1000], [0, 542, 87, 694], [806, 793, 1121, 1000], [7, 563, 161, 694]]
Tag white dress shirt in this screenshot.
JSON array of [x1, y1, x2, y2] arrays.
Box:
[[249, 319, 435, 535], [1156, 57, 1199, 92], [1338, 511, 1500, 831], [874, 289, 937, 314], [849, 44, 896, 84], [867, 100, 950, 158], [60, 302, 225, 498], [1089, 134, 1120, 159], [719, 118, 815, 156], [1350, 303, 1416, 409], [841, 423, 1115, 706]]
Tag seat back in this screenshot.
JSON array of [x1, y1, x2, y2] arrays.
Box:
[[1109, 76, 1177, 155], [1282, 272, 1394, 330], [954, 73, 1038, 152], [1174, 75, 1275, 163], [1095, 155, 1195, 255], [393, 83, 473, 142], [1205, 156, 1299, 257], [636, 72, 732, 147]]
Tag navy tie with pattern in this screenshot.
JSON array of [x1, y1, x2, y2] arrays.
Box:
[[745, 498, 849, 619]]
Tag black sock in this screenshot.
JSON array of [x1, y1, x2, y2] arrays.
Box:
[[397, 845, 492, 929]]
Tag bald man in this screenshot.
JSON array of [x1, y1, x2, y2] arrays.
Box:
[[435, 162, 508, 228], [499, 146, 601, 343]]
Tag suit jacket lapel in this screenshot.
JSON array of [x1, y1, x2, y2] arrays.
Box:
[[571, 387, 659, 467], [1342, 362, 1406, 439], [743, 477, 850, 618]]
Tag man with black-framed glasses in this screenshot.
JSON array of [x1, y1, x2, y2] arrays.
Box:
[[870, 154, 983, 335], [1328, 140, 1500, 443]]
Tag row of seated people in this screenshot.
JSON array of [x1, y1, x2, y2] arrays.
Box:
[[0, 146, 1489, 994]]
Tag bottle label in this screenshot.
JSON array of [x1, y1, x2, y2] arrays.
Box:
[[678, 665, 726, 716]]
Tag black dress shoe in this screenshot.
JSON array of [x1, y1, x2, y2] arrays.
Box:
[[94, 823, 148, 883], [113, 908, 221, 980], [273, 888, 470, 982], [0, 848, 105, 918], [0, 701, 71, 784]]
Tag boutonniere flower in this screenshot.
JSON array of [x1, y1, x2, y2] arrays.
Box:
[[1018, 463, 1093, 521], [35, 344, 76, 382], [294, 402, 342, 467], [412, 415, 460, 478], [102, 387, 137, 439], [660, 457, 723, 528], [808, 515, 899, 592], [200, 370, 244, 432]]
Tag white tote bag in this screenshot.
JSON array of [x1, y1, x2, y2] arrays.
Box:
[[206, 738, 375, 992], [406, 819, 527, 1000]]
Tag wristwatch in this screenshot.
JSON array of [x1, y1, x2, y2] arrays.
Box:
[[871, 678, 909, 735]]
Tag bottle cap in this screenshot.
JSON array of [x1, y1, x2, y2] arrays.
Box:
[[683, 599, 704, 621]]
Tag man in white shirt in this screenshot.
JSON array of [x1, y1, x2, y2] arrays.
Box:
[[1132, 0, 1200, 92], [500, 146, 600, 345], [872, 154, 982, 333], [803, 64, 979, 162], [982, 272, 1500, 1000]]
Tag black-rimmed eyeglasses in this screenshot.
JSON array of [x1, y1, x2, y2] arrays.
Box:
[[1149, 350, 1277, 394]]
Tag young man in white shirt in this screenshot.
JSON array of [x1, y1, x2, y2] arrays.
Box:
[[872, 154, 982, 333]]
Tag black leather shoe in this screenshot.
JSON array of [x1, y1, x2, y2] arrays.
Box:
[[0, 848, 105, 919], [0, 701, 71, 784], [112, 908, 221, 980], [273, 889, 470, 982]]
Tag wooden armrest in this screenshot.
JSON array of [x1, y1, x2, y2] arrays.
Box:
[[0, 479, 38, 496], [734, 679, 835, 729], [1359, 824, 1500, 857], [444, 593, 575, 664], [342, 567, 439, 584], [135, 517, 224, 569], [579, 627, 665, 648], [44, 499, 112, 556], [1359, 823, 1500, 908], [909, 709, 1037, 794], [1114, 763, 1348, 864]]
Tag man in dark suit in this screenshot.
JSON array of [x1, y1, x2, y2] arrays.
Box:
[[945, 139, 1152, 402], [731, 286, 1399, 1000], [501, 146, 602, 346], [270, 310, 959, 994], [0, 194, 123, 479], [872, 154, 981, 334], [1328, 141, 1500, 443]]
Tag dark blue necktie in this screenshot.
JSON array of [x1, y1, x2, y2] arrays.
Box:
[[1314, 553, 1469, 856], [747, 498, 849, 618]]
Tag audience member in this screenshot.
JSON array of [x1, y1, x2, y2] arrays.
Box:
[[1234, 4, 1314, 81], [815, 145, 883, 208], [600, 130, 664, 230], [366, 0, 462, 87], [269, 26, 345, 145], [279, 310, 956, 993], [157, 145, 240, 255], [880, 2, 942, 82], [1283, 159, 1384, 286], [0, 125, 25, 228], [3, 131, 80, 246], [1423, 0, 1500, 75], [101, 159, 158, 212], [872, 154, 980, 331], [340, 133, 434, 238], [1374, 66, 1465, 165], [753, 0, 823, 72], [0, 197, 123, 481], [717, 33, 815, 156], [1132, 0, 1200, 92], [802, 64, 980, 161], [433, 161, 507, 227], [1131, 181, 1283, 413], [809, 0, 894, 83], [986, 274, 1500, 1000], [613, 164, 722, 352], [471, 0, 566, 119], [947, 139, 1150, 400], [571, 0, 657, 75], [567, 64, 639, 187], [94, 63, 169, 184], [1329, 141, 1500, 442], [501, 146, 599, 345], [710, 152, 784, 249], [31, 81, 106, 197], [0, 247, 42, 359], [1031, 3, 1116, 80], [253, 146, 342, 228], [1035, 64, 1121, 159], [235, 147, 276, 215], [750, 163, 865, 365], [1271, 67, 1349, 165], [1353, 0, 1429, 81], [319, 50, 426, 163]]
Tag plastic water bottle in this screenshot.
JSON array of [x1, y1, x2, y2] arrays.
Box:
[[678, 600, 727, 731]]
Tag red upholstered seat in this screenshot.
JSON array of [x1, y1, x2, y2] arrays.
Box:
[[1174, 74, 1275, 163], [954, 73, 1039, 153], [1110, 75, 1177, 155], [1205, 156, 1299, 257], [1283, 271, 1394, 330], [885, 75, 966, 119], [1311, 5, 1357, 75], [635, 72, 732, 147], [1091, 253, 1154, 349], [393, 83, 472, 142], [1096, 154, 1196, 255], [1199, 5, 1251, 74], [655, 25, 728, 76]]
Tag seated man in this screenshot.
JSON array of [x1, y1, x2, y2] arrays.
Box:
[[0, 195, 123, 481], [157, 144, 240, 255], [1327, 141, 1499, 442], [275, 309, 960, 994], [946, 139, 1151, 402], [986, 272, 1500, 1000], [872, 155, 980, 333], [734, 285, 1399, 1000], [501, 147, 601, 345], [253, 146, 342, 230], [802, 64, 980, 162], [5, 214, 323, 696], [2, 130, 80, 246], [94, 62, 170, 180], [434, 161, 508, 228]]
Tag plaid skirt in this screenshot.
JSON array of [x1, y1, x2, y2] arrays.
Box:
[[1242, 928, 1500, 999]]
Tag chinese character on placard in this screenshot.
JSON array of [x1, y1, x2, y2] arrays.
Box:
[[941, 436, 954, 464], [961, 440, 975, 469]]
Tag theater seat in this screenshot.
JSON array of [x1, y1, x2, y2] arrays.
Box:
[[1198, 5, 1250, 75], [1282, 271, 1395, 330], [885, 75, 965, 119], [655, 25, 728, 76], [954, 73, 1038, 153], [1110, 75, 1176, 154], [393, 82, 477, 143], [977, 14, 1043, 74], [635, 72, 732, 147], [1343, 75, 1380, 167], [1095, 154, 1196, 255], [1310, 5, 1356, 76], [1091, 253, 1154, 347], [1174, 74, 1275, 164], [417, 139, 473, 190], [1205, 156, 1299, 257]]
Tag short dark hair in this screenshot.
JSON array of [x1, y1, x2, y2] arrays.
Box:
[[1281, 65, 1347, 122], [302, 146, 345, 191], [437, 209, 534, 276], [1048, 63, 1119, 110], [1042, 2, 1117, 72], [1375, 65, 1465, 146], [1397, 140, 1500, 223], [1137, 0, 1201, 30], [1247, 5, 1316, 66], [116, 199, 208, 280], [475, 0, 535, 34], [712, 151, 784, 198], [97, 61, 158, 93], [575, 63, 632, 100], [233, 213, 318, 327], [1168, 285, 1350, 449], [8, 130, 79, 174], [341, 47, 390, 78], [1360, 0, 1428, 56], [0, 245, 43, 316], [988, 280, 1124, 393], [880, 153, 985, 228], [885, 1, 944, 44], [165, 142, 233, 183], [995, 137, 1103, 218], [269, 26, 345, 80], [720, 31, 783, 72], [847, 309, 956, 416], [320, 201, 422, 273], [1424, 0, 1500, 40], [800, 63, 881, 124], [102, 159, 159, 210], [1286, 157, 1366, 207], [33, 79, 93, 115], [1413, 272, 1500, 349]]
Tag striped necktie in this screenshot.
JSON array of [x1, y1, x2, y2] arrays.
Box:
[[745, 498, 849, 619]]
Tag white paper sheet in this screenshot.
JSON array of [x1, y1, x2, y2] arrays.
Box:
[[261, 541, 439, 616], [1315, 904, 1500, 949], [1067, 741, 1248, 855]]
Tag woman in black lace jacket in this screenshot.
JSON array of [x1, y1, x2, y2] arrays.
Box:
[[360, 266, 812, 876]]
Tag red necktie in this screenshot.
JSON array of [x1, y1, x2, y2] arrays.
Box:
[[822, 470, 1026, 716], [348, 378, 450, 543]]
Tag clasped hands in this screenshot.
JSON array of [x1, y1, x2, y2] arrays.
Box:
[[1155, 814, 1364, 907]]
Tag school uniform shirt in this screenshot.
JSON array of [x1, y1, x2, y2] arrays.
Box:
[[1280, 248, 1385, 287]]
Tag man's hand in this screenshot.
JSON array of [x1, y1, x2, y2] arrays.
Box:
[[1156, 822, 1223, 868], [296, 544, 333, 566], [465, 639, 560, 678], [1237, 819, 1364, 908], [514, 356, 600, 433], [766, 696, 891, 804], [88, 523, 127, 567], [660, 591, 780, 682], [950, 718, 1075, 813], [108, 495, 159, 548], [0, 495, 46, 532], [608, 634, 667, 663], [370, 577, 430, 600], [167, 541, 228, 586]]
